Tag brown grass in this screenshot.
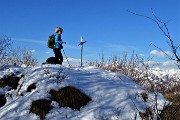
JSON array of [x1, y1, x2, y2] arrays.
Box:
[[163, 93, 180, 105], [29, 99, 53, 120], [27, 83, 36, 92], [160, 93, 180, 119], [0, 94, 6, 108], [160, 104, 180, 120], [0, 75, 21, 89], [49, 86, 92, 110]]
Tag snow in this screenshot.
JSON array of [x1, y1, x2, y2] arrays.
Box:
[[151, 68, 180, 80], [0, 65, 169, 120]]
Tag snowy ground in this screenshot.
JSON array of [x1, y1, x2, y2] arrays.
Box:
[[0, 65, 168, 120], [151, 68, 180, 80]]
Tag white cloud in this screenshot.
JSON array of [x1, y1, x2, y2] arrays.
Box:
[[161, 61, 175, 66], [12, 38, 45, 46], [28, 50, 36, 54], [67, 58, 81, 63], [145, 61, 157, 65], [139, 54, 145, 57], [63, 57, 81, 66], [150, 50, 172, 57], [45, 51, 51, 54], [13, 38, 79, 50], [30, 50, 35, 53]]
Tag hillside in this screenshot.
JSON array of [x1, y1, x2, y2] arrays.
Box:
[[0, 65, 167, 120]]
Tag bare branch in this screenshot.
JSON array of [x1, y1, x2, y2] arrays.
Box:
[[128, 9, 180, 67]]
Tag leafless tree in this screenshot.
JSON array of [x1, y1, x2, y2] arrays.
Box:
[[128, 9, 180, 119], [8, 47, 38, 66], [0, 35, 38, 66], [128, 8, 180, 68], [0, 35, 12, 63]]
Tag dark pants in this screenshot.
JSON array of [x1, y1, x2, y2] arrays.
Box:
[[53, 48, 63, 64]]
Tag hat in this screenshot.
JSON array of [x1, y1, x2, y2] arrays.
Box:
[[55, 27, 63, 33]]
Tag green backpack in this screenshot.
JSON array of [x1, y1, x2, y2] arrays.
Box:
[[47, 34, 55, 49]]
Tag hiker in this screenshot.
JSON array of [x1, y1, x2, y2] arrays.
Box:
[[53, 27, 64, 65]]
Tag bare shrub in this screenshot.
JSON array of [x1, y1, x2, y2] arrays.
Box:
[[90, 51, 152, 87], [0, 35, 12, 63], [0, 35, 38, 66], [53, 67, 67, 84], [140, 92, 148, 102], [91, 51, 179, 93], [8, 47, 38, 66]]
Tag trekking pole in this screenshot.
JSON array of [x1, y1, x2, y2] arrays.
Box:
[[62, 49, 71, 67]]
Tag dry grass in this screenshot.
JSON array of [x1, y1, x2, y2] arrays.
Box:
[[27, 83, 36, 92], [49, 86, 92, 110], [0, 94, 6, 108], [30, 99, 53, 120], [160, 93, 180, 120], [163, 93, 180, 105], [0, 75, 21, 89], [29, 86, 92, 119], [160, 104, 180, 120]]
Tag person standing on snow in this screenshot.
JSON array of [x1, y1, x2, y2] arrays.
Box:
[[54, 27, 65, 65]]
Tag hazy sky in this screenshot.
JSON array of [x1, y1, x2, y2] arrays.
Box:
[[0, 0, 179, 65]]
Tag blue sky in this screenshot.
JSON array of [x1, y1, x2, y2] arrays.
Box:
[[0, 0, 179, 66]]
